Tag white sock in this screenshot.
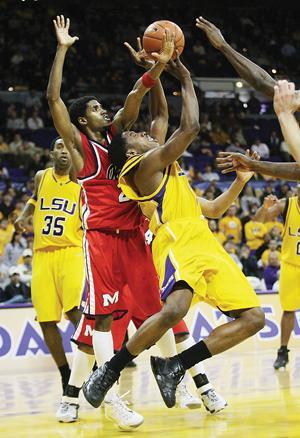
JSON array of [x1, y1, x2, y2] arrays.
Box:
[[156, 329, 177, 357], [62, 349, 95, 403], [92, 330, 117, 402], [176, 336, 212, 393]]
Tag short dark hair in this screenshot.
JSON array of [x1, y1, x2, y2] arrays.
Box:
[[68, 96, 98, 130], [50, 136, 62, 150], [108, 133, 128, 170]]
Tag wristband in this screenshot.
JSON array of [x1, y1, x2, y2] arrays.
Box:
[[27, 198, 37, 207], [142, 72, 157, 88]]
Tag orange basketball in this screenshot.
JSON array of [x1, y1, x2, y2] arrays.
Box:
[[143, 20, 185, 60]]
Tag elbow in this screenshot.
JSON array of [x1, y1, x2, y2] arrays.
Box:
[[186, 121, 200, 138], [46, 89, 59, 103]]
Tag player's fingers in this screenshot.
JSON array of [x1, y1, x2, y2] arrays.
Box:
[[73, 36, 79, 42], [53, 19, 58, 29], [217, 161, 234, 170], [137, 37, 142, 51], [288, 81, 295, 93], [56, 15, 61, 27], [124, 42, 136, 56], [221, 167, 236, 174], [66, 17, 70, 30], [199, 16, 212, 27], [61, 15, 65, 28]]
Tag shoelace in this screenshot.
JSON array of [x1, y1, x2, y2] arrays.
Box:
[[108, 393, 136, 420]]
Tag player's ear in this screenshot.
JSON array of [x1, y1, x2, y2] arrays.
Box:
[[50, 150, 54, 160], [78, 116, 87, 126], [126, 148, 136, 158]]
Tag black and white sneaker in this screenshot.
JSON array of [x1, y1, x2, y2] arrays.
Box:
[[82, 363, 120, 408], [274, 347, 289, 369], [150, 356, 185, 408]]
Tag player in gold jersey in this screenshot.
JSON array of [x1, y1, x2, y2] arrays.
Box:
[[255, 188, 300, 369], [15, 137, 84, 392], [82, 55, 264, 410]]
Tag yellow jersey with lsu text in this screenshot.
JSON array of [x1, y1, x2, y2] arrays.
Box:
[[33, 168, 83, 251], [281, 196, 300, 266], [119, 155, 203, 235]]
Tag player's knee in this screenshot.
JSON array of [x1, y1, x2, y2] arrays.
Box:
[[243, 307, 265, 335], [161, 306, 186, 328]]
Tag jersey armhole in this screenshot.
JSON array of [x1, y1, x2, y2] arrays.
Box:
[[36, 169, 48, 199], [281, 198, 289, 223]]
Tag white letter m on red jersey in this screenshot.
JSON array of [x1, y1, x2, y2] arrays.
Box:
[[103, 291, 119, 307]]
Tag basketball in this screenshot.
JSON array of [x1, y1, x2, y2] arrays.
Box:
[[143, 20, 185, 60]]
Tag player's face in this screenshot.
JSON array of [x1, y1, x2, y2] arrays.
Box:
[[85, 100, 111, 129], [52, 139, 71, 169], [297, 184, 300, 198], [123, 131, 160, 154]]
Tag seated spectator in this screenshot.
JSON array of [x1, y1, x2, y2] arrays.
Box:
[[226, 140, 245, 154], [265, 217, 284, 235], [244, 207, 268, 251], [203, 181, 222, 198], [219, 204, 242, 244], [0, 263, 9, 291], [240, 186, 261, 215], [0, 193, 14, 218], [200, 164, 220, 182], [280, 139, 292, 162], [223, 241, 242, 269], [3, 232, 27, 266], [263, 251, 280, 290], [0, 135, 9, 154], [251, 138, 270, 159], [6, 109, 25, 130], [9, 133, 24, 154], [0, 266, 30, 305], [269, 130, 281, 155], [210, 124, 230, 146], [208, 219, 226, 245], [247, 90, 261, 114], [240, 244, 260, 277], [261, 239, 281, 267], [27, 108, 44, 130], [25, 90, 42, 109], [0, 218, 13, 257], [17, 248, 32, 287]]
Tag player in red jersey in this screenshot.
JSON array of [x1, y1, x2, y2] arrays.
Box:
[[48, 17, 226, 426]]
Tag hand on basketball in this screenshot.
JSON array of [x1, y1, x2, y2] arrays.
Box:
[[53, 15, 79, 48], [164, 52, 190, 81], [274, 80, 300, 115], [124, 37, 154, 70], [195, 17, 226, 50], [263, 194, 279, 209], [217, 151, 256, 174], [151, 29, 175, 64], [235, 149, 260, 182]]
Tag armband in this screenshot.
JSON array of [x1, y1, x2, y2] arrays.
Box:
[[142, 72, 157, 88], [27, 198, 37, 207]]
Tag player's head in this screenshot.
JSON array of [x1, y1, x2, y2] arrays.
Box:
[[108, 131, 160, 170], [69, 96, 110, 131], [50, 137, 71, 170]]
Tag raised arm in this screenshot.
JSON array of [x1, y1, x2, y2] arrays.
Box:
[[47, 15, 84, 173], [195, 17, 276, 97], [274, 80, 300, 164], [113, 30, 174, 133], [199, 152, 258, 218], [14, 170, 44, 232], [136, 56, 200, 181], [217, 151, 300, 181], [254, 195, 285, 223], [124, 37, 168, 144]]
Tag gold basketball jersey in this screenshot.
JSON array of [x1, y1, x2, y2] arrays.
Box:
[[33, 168, 83, 251], [281, 196, 300, 266]]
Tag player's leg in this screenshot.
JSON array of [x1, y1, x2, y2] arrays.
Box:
[[31, 250, 70, 393], [174, 322, 227, 413], [83, 284, 193, 408], [273, 311, 294, 369]]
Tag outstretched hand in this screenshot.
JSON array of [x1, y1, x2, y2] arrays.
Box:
[[235, 149, 260, 182], [124, 37, 154, 70], [53, 15, 79, 48], [195, 16, 226, 50], [151, 29, 175, 64], [217, 151, 257, 174], [274, 80, 300, 115], [263, 194, 280, 210], [164, 51, 191, 81]]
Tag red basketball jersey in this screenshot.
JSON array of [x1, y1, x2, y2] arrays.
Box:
[[77, 129, 142, 231]]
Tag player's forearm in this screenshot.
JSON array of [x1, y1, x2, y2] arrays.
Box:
[[220, 43, 276, 98], [180, 74, 200, 132], [250, 160, 300, 181], [149, 80, 168, 120], [277, 112, 300, 164], [20, 201, 35, 220], [47, 45, 68, 101], [253, 205, 269, 223], [205, 177, 245, 218]]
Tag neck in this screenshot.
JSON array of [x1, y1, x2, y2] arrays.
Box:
[[53, 166, 70, 176], [85, 127, 107, 144]]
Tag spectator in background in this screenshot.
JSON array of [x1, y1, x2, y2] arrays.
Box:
[[269, 130, 281, 155], [0, 218, 13, 257], [200, 164, 220, 182], [27, 107, 44, 130], [208, 219, 226, 245], [0, 266, 30, 304], [240, 185, 260, 215], [0, 134, 9, 154], [219, 204, 242, 244], [210, 124, 230, 145], [9, 132, 24, 154], [245, 207, 267, 252], [223, 241, 242, 269], [280, 139, 292, 162], [251, 138, 270, 159], [17, 248, 32, 287], [25, 90, 42, 109], [226, 140, 245, 154], [247, 90, 261, 114], [6, 109, 25, 130], [263, 251, 280, 290], [203, 181, 222, 198], [240, 244, 260, 277], [3, 232, 27, 266], [261, 239, 281, 267], [0, 193, 14, 218]]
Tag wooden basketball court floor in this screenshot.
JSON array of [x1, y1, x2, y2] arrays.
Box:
[[1, 348, 300, 438]]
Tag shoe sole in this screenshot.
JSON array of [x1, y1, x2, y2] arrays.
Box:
[[105, 415, 144, 430], [176, 402, 202, 409], [57, 418, 77, 423], [203, 403, 228, 414], [150, 356, 175, 408]]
